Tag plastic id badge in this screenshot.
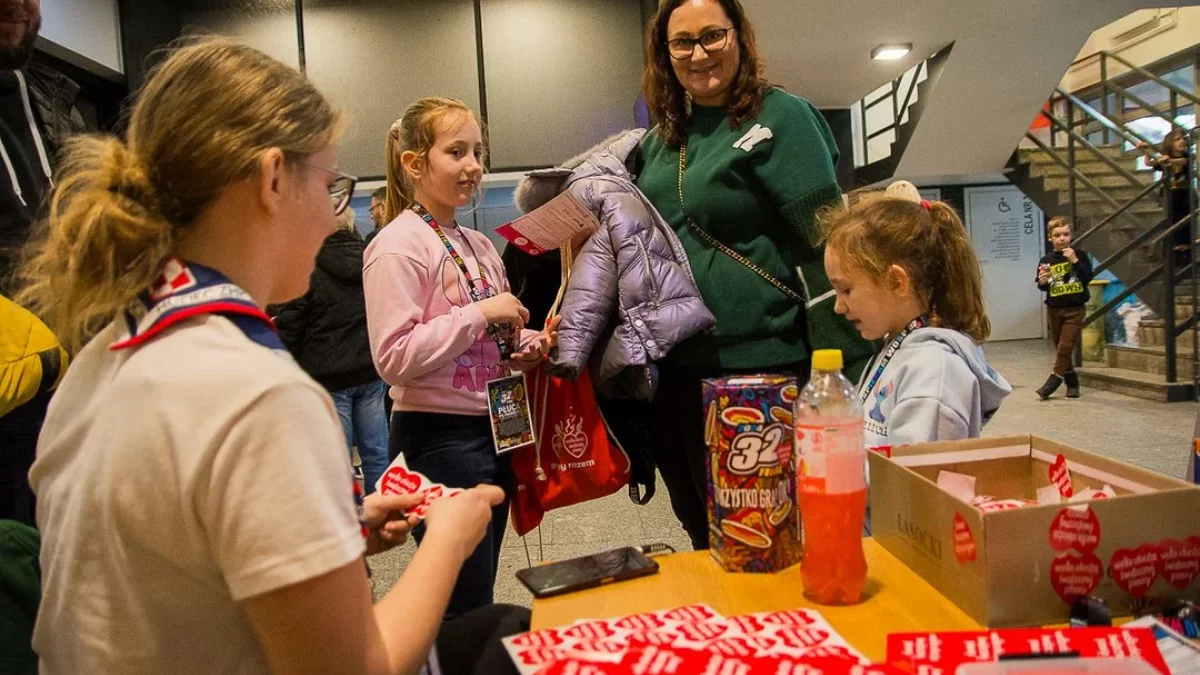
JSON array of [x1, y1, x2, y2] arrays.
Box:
[[487, 374, 536, 454]]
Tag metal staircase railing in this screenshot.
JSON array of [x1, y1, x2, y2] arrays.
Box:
[[1023, 62, 1198, 389]]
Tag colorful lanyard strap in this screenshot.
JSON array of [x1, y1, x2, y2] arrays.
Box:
[[858, 315, 929, 406], [412, 202, 494, 302]]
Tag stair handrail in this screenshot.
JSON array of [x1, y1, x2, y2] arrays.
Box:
[[856, 42, 954, 171], [1022, 130, 1125, 211], [1101, 79, 1194, 135], [1053, 88, 1160, 151], [1102, 50, 1200, 109]]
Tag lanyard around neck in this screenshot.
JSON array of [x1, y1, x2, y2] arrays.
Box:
[[858, 315, 928, 405], [412, 202, 494, 302]]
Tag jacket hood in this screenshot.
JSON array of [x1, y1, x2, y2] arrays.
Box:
[[904, 328, 1012, 415], [316, 229, 365, 283], [515, 128, 647, 214]]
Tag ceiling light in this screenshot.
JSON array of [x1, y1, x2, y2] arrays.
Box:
[[872, 44, 912, 61]]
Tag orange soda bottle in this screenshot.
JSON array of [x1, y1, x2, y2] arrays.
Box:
[[795, 349, 867, 605]]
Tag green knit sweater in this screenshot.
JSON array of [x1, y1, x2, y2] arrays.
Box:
[[637, 88, 874, 376]]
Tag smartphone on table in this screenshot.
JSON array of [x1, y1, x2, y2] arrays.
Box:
[[516, 546, 660, 599]]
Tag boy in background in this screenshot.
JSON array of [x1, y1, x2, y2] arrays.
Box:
[[1036, 216, 1094, 400]]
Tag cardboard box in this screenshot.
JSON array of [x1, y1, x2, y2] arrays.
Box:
[[702, 375, 802, 573], [869, 435, 1200, 627]]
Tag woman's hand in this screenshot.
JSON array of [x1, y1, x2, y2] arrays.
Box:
[[508, 315, 562, 370], [361, 492, 423, 556], [422, 485, 506, 564]]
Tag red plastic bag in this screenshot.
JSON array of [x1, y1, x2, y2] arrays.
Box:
[[510, 365, 630, 536]]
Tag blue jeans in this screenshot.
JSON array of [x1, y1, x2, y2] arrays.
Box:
[[391, 411, 513, 620], [331, 380, 391, 495]]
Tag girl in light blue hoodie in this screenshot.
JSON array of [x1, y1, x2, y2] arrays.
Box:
[[821, 183, 1011, 448]]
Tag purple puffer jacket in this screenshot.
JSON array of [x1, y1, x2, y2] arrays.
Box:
[[516, 129, 714, 400]]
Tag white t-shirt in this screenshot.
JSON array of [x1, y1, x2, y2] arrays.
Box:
[[30, 315, 365, 674]]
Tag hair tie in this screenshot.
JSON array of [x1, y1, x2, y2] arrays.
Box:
[[920, 200, 932, 212]]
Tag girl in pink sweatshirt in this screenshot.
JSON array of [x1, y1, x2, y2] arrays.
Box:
[[364, 97, 556, 617]]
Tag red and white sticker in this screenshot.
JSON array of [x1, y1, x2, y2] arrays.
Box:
[[952, 513, 977, 564], [1050, 551, 1104, 603], [1156, 536, 1200, 589], [1048, 453, 1074, 498], [1109, 544, 1160, 598], [1048, 505, 1100, 553]]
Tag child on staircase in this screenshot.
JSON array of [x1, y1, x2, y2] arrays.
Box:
[[1036, 216, 1094, 399]]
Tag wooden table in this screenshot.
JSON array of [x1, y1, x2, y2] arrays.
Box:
[[531, 538, 981, 663]]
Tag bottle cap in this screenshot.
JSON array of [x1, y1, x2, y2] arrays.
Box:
[[812, 349, 843, 371]]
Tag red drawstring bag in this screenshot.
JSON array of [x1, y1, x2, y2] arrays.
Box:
[[510, 245, 631, 536]]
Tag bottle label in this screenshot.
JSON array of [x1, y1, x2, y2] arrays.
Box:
[[796, 421, 865, 495]]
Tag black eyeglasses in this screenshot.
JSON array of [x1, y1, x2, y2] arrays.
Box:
[[300, 161, 358, 215], [667, 27, 734, 60]]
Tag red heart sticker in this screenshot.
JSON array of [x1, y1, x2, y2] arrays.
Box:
[[379, 466, 423, 495], [568, 639, 625, 654], [660, 605, 719, 622], [628, 631, 681, 646], [612, 613, 666, 632], [774, 627, 831, 649], [1157, 537, 1200, 589], [801, 645, 856, 661], [1049, 454, 1074, 498], [953, 512, 978, 564], [704, 636, 761, 657], [674, 622, 729, 642], [1109, 544, 1160, 598], [561, 621, 616, 640], [726, 615, 764, 634], [757, 609, 818, 627], [1049, 506, 1100, 553], [517, 647, 568, 666], [421, 485, 445, 504], [1050, 551, 1103, 603], [510, 629, 565, 648]]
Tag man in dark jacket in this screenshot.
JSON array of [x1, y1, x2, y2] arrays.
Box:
[[273, 209, 390, 492]]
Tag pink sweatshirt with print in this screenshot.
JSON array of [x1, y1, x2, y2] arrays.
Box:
[[364, 208, 535, 416]]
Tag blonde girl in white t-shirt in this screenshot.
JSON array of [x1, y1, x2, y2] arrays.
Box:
[[16, 38, 519, 675]]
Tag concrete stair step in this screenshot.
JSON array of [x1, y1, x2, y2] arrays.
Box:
[[1076, 364, 1195, 402], [1106, 343, 1197, 377], [1139, 319, 1197, 349], [1065, 187, 1161, 205], [1030, 160, 1147, 179], [1020, 145, 1132, 161]]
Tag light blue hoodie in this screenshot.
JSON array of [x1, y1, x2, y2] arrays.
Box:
[[859, 328, 1012, 447]]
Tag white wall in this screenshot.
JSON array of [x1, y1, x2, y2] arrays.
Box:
[[1064, 8, 1200, 93], [40, 0, 123, 73]]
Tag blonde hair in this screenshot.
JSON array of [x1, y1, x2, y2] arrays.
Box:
[[15, 38, 342, 351], [820, 190, 991, 343], [1048, 215, 1072, 236], [337, 206, 357, 233], [384, 97, 485, 223]]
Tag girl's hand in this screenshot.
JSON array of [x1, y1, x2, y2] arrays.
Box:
[[508, 316, 561, 370], [423, 485, 506, 564], [477, 292, 529, 331]]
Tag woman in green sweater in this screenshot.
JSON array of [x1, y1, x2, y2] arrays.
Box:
[[636, 0, 874, 549]]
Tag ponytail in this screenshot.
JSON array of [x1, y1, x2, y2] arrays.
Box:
[[384, 120, 414, 223], [16, 136, 174, 351], [924, 201, 990, 342], [820, 187, 991, 343]]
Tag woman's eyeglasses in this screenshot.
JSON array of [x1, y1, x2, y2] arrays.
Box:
[[300, 161, 358, 215], [667, 27, 734, 61]]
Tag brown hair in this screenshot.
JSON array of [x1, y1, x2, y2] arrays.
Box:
[[384, 97, 485, 223], [1047, 216, 1072, 236], [1160, 127, 1188, 159], [821, 193, 991, 342], [641, 0, 772, 149], [15, 38, 342, 351]]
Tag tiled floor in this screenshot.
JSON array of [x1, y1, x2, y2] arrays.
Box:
[[369, 338, 1198, 605]]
